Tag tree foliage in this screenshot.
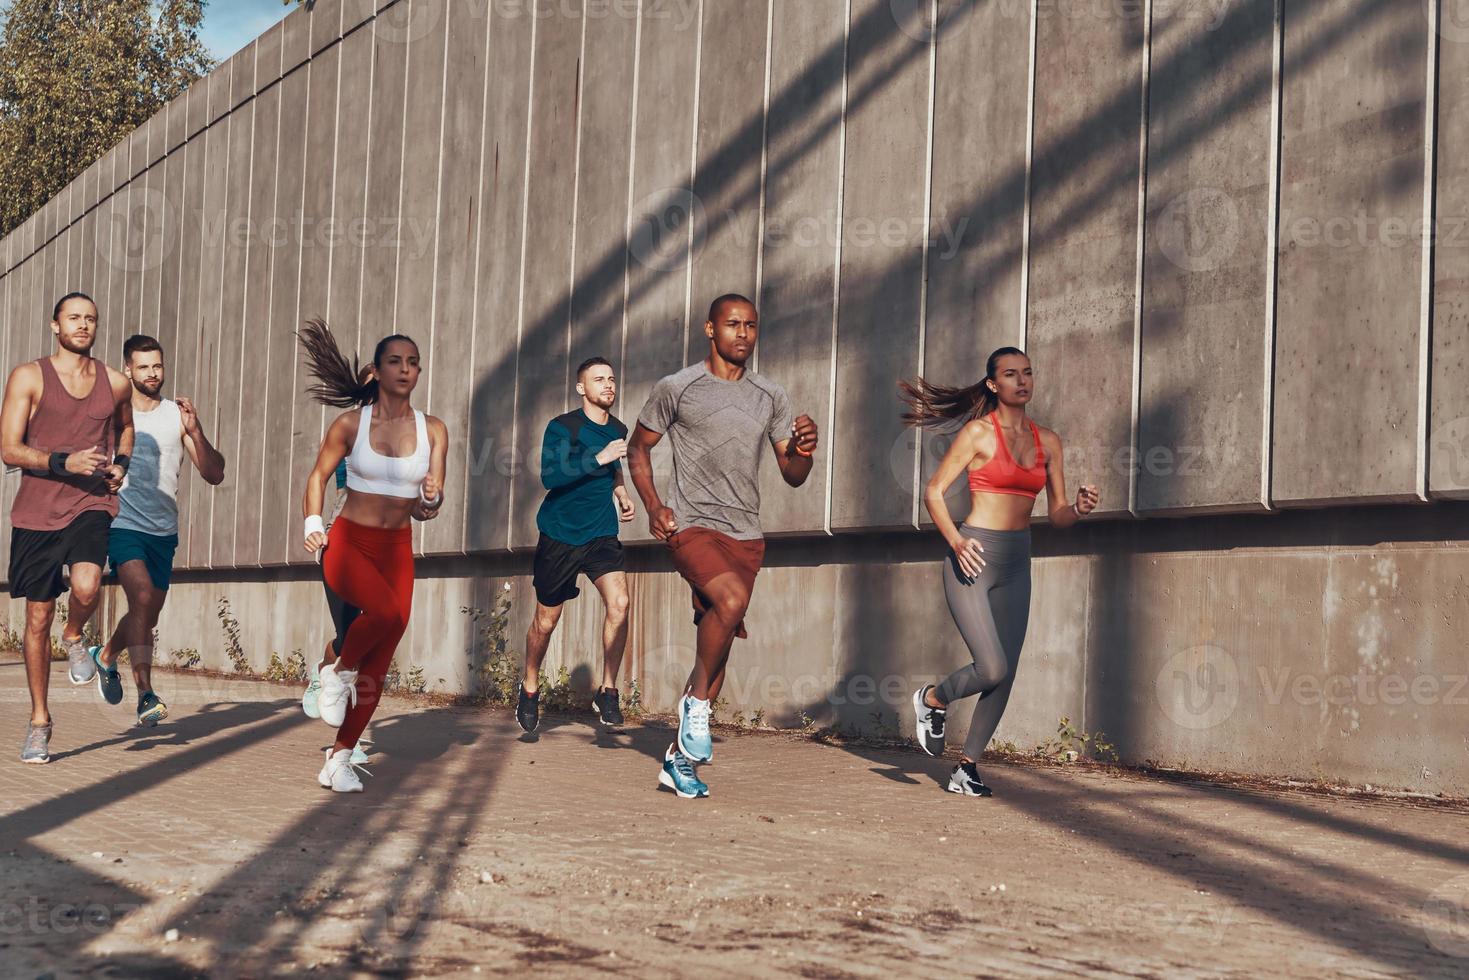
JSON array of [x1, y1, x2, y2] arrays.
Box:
[[0, 0, 213, 237]]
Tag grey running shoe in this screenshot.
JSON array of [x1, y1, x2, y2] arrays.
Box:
[[66, 637, 96, 685], [913, 685, 946, 757], [20, 722, 51, 764]]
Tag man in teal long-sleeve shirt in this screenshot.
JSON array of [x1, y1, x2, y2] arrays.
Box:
[[519, 357, 636, 733]]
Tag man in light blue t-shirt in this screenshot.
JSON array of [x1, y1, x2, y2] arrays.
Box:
[[89, 335, 225, 726]]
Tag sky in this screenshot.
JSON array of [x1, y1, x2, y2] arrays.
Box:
[[200, 0, 291, 62]]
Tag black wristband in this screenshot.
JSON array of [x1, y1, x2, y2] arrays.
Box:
[[113, 454, 130, 473], [48, 452, 68, 477]]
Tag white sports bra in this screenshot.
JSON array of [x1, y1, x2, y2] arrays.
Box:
[[345, 404, 431, 498]]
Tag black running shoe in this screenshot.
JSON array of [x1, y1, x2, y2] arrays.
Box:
[[592, 687, 624, 727], [137, 691, 168, 727], [913, 685, 945, 757], [516, 685, 540, 733], [947, 761, 993, 797]]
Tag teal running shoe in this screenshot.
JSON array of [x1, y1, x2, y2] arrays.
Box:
[[658, 744, 709, 799], [302, 663, 323, 719], [92, 647, 123, 706], [677, 694, 713, 763], [137, 691, 168, 727]]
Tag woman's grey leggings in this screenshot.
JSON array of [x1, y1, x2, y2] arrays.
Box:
[[936, 525, 1031, 761]]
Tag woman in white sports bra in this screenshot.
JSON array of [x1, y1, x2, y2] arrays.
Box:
[[297, 319, 449, 793]]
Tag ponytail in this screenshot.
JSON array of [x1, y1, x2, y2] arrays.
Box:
[[296, 318, 378, 407], [898, 346, 1026, 430]]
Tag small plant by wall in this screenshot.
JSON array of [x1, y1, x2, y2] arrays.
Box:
[[217, 597, 249, 674], [265, 649, 309, 684], [170, 648, 201, 669]]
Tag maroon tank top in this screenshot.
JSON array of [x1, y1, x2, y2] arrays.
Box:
[[11, 357, 119, 531]]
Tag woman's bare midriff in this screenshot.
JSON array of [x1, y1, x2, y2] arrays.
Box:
[[337, 491, 417, 529], [962, 489, 1035, 532]]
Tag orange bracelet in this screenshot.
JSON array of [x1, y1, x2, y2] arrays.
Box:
[[792, 444, 813, 458]]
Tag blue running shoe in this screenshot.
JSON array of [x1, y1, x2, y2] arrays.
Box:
[[302, 663, 323, 719], [659, 744, 708, 799], [677, 694, 713, 763], [137, 691, 168, 727], [349, 742, 370, 766], [92, 647, 123, 706]]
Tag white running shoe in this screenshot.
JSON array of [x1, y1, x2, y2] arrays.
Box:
[[318, 747, 364, 793], [317, 662, 358, 728]]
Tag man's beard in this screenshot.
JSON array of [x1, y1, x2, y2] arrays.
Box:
[[58, 334, 94, 355], [588, 392, 616, 409], [133, 380, 163, 397]]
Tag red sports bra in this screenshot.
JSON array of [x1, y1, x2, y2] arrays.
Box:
[[968, 412, 1047, 499]]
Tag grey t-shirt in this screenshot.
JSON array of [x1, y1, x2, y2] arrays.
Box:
[[638, 362, 794, 540]]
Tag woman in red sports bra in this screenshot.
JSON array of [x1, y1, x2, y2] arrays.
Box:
[[898, 347, 1099, 797]]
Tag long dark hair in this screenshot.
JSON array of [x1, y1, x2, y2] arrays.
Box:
[[296, 318, 418, 408], [899, 346, 1028, 430]]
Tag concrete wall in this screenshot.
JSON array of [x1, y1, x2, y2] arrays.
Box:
[[2, 0, 1467, 792]]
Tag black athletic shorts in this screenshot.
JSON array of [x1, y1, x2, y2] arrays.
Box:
[[532, 533, 624, 608], [8, 510, 113, 602]]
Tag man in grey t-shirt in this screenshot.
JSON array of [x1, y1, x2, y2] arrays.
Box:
[[629, 293, 819, 799]]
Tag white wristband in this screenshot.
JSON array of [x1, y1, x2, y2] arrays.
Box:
[[304, 515, 325, 541], [420, 488, 443, 509]]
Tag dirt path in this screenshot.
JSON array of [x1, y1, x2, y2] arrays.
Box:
[[3, 660, 1467, 978]]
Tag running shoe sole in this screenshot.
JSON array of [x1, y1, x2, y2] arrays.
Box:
[[657, 769, 709, 799], [138, 702, 168, 727]]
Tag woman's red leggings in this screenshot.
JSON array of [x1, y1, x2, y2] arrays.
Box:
[[321, 516, 414, 749]]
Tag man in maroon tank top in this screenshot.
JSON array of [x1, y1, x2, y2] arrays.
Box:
[[0, 293, 134, 763]]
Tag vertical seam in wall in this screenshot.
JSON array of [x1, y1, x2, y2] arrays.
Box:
[[825, 0, 852, 537], [682, 0, 707, 362], [234, 79, 260, 567], [355, 20, 381, 366], [284, 54, 319, 567], [566, 6, 591, 410], [257, 69, 284, 565], [1129, 0, 1152, 519], [425, 3, 452, 423], [461, 8, 494, 555], [206, 112, 228, 569], [620, 0, 646, 380], [391, 2, 414, 342], [1263, 0, 1284, 511], [1418, 0, 1440, 502], [912, 0, 939, 530], [319, 22, 345, 463], [753, 0, 775, 356], [509, 5, 540, 545], [1019, 0, 1038, 349]]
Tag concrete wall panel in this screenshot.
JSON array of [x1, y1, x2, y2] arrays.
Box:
[[510, 2, 583, 551], [311, 0, 345, 55], [422, 0, 490, 557], [325, 26, 375, 327], [234, 84, 283, 570], [755, 0, 847, 536], [566, 7, 637, 478], [918, 0, 1032, 528], [287, 47, 347, 567], [1430, 16, 1469, 497], [261, 71, 309, 567], [356, 19, 409, 358], [210, 102, 257, 568], [186, 119, 231, 568], [618, 5, 702, 546], [688, 0, 766, 305], [283, 4, 311, 76], [1272, 0, 1427, 505], [1025, 2, 1145, 521], [463, 6, 533, 554], [1138, 0, 1275, 514], [829, 0, 932, 532], [173, 134, 208, 568], [256, 21, 284, 91]]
